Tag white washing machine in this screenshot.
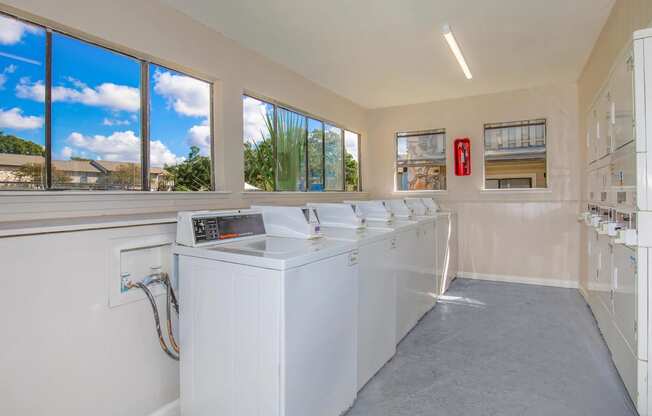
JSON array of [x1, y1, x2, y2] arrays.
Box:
[[174, 210, 359, 416], [403, 198, 438, 304], [352, 201, 423, 343], [305, 203, 397, 391]]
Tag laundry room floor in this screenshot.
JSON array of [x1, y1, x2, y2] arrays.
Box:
[[346, 278, 637, 416]]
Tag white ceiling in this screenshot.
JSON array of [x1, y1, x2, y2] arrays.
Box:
[[162, 0, 615, 109]]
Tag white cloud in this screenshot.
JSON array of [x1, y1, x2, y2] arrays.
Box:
[[102, 117, 130, 126], [16, 78, 140, 112], [0, 64, 17, 90], [243, 96, 272, 144], [0, 15, 40, 45], [67, 130, 141, 163], [150, 140, 184, 167], [0, 107, 44, 130], [60, 146, 73, 159], [64, 130, 182, 167], [188, 120, 211, 156], [153, 70, 210, 117], [15, 77, 44, 100]]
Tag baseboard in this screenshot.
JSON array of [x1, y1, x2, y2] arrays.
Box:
[[148, 400, 179, 416], [578, 284, 590, 301], [458, 272, 579, 289]]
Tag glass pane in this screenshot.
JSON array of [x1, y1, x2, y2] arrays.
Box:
[[150, 64, 212, 191], [484, 120, 546, 189], [49, 33, 141, 190], [0, 15, 46, 190], [397, 132, 445, 161], [397, 165, 446, 191], [324, 123, 343, 190], [308, 118, 324, 191], [243, 95, 274, 191], [275, 108, 306, 191], [396, 131, 446, 191], [344, 130, 359, 191]]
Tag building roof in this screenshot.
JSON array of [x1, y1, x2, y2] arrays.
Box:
[[0, 153, 166, 175]]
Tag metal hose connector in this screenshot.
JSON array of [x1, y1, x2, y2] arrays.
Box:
[[126, 274, 179, 361]]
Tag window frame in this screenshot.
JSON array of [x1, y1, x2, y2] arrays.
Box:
[[0, 10, 216, 193], [394, 128, 447, 193], [482, 118, 549, 191], [243, 92, 362, 192]]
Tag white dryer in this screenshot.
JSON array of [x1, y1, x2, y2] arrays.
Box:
[[174, 210, 358, 416]]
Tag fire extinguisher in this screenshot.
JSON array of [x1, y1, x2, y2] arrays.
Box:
[[454, 138, 471, 176]]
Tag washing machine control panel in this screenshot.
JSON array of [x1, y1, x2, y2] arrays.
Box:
[[193, 213, 266, 244], [177, 211, 266, 247]]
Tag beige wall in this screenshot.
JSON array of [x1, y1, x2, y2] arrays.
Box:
[[366, 84, 581, 283], [577, 1, 652, 291], [0, 0, 369, 222]]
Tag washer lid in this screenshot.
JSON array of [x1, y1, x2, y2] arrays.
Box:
[[319, 226, 392, 245], [366, 219, 418, 231], [174, 235, 356, 270]]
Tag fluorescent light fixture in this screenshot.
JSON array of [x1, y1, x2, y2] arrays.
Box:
[[442, 24, 472, 80]]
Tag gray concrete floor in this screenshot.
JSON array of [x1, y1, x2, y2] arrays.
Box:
[[347, 278, 638, 416]]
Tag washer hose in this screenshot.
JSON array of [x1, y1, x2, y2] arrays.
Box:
[[127, 273, 180, 360]]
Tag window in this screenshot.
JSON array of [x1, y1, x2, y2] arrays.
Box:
[[276, 108, 307, 191], [324, 123, 344, 191], [149, 64, 212, 191], [51, 33, 142, 190], [484, 119, 546, 189], [0, 15, 46, 190], [0, 13, 214, 192], [396, 129, 446, 191], [307, 118, 324, 191], [242, 94, 360, 192], [344, 130, 360, 191]]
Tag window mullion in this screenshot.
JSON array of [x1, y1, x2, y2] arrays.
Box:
[[321, 123, 326, 191], [273, 104, 278, 191], [140, 62, 150, 191], [340, 128, 345, 191], [45, 29, 53, 190], [304, 117, 308, 192]]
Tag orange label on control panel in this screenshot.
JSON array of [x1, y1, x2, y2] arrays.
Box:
[[219, 233, 241, 240]]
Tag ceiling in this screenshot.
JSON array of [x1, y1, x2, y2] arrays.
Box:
[[162, 0, 615, 109]]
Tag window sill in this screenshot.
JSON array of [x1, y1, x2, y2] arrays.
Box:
[[392, 190, 448, 196], [0, 190, 233, 197], [0, 191, 234, 223], [0, 212, 180, 238], [241, 191, 369, 198], [479, 188, 552, 194]]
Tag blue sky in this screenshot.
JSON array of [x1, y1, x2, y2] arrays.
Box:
[[0, 15, 211, 167]]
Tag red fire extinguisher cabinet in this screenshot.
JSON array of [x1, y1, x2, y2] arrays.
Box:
[[454, 138, 471, 176]]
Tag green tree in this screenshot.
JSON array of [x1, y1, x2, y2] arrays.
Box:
[[244, 138, 274, 191], [345, 152, 359, 191], [0, 132, 45, 156], [243, 110, 275, 191], [15, 163, 71, 188], [275, 109, 306, 191], [163, 146, 211, 191]]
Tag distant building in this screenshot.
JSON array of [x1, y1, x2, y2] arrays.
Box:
[[0, 153, 167, 190]]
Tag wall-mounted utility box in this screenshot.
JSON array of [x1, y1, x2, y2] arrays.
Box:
[[108, 232, 175, 308]]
